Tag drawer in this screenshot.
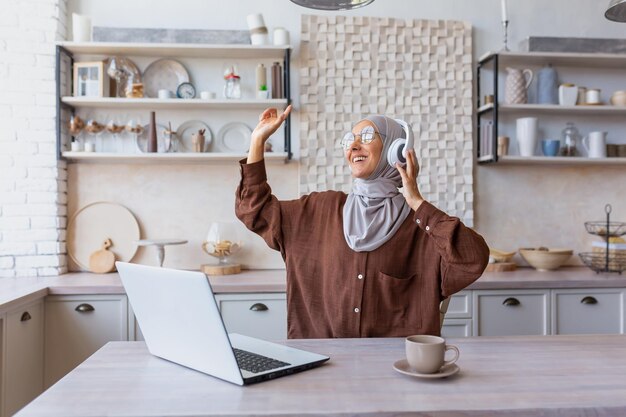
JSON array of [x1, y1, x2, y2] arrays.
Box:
[[552, 289, 624, 335], [474, 290, 550, 336], [215, 293, 287, 341], [441, 319, 472, 338], [445, 291, 472, 319]]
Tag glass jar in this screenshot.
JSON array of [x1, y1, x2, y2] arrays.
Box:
[[560, 122, 581, 157], [224, 74, 241, 99]]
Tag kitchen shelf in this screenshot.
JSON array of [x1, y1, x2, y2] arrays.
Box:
[[61, 152, 289, 164], [480, 103, 626, 115], [61, 97, 288, 110], [479, 50, 626, 68], [57, 42, 290, 59], [492, 156, 626, 165]]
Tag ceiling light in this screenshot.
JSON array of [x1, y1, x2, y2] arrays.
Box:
[[289, 0, 375, 11], [605, 0, 626, 22]]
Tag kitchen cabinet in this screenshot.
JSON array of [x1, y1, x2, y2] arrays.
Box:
[[441, 319, 472, 338], [55, 42, 292, 164], [44, 295, 128, 388], [473, 289, 550, 336], [476, 51, 626, 165], [3, 300, 44, 417], [552, 288, 624, 334], [214, 293, 287, 341]]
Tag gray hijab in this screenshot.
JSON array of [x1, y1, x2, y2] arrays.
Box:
[[342, 115, 412, 252]]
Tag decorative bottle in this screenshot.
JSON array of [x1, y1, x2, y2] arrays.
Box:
[[271, 62, 283, 99], [147, 111, 158, 153]]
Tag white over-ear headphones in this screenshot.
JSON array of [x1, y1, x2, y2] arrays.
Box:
[[386, 119, 414, 168]]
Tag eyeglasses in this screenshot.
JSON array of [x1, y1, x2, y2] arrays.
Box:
[[340, 125, 385, 150]]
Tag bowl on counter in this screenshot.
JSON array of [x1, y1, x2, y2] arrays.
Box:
[[489, 248, 515, 263], [519, 247, 573, 271], [610, 90, 626, 106]]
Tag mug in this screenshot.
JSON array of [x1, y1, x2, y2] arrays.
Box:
[[585, 88, 601, 104], [273, 27, 290, 46], [582, 131, 607, 158], [516, 117, 538, 157], [541, 139, 560, 157], [84, 142, 95, 152], [405, 335, 459, 374], [158, 89, 173, 99], [200, 91, 212, 99]]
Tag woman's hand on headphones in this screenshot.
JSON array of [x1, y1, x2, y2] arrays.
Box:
[[251, 105, 292, 145], [396, 149, 425, 211]]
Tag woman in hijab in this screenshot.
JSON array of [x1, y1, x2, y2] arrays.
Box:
[[236, 105, 489, 338]]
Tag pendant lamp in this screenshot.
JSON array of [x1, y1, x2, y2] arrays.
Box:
[[289, 0, 375, 10], [605, 0, 626, 22]]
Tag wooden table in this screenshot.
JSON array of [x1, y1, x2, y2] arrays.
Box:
[[17, 335, 626, 416]]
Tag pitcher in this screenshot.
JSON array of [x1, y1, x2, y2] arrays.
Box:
[[505, 67, 533, 104]]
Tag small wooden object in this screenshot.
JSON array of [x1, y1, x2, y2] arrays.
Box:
[[201, 263, 241, 275], [192, 129, 206, 152], [89, 238, 116, 273], [485, 262, 517, 272]]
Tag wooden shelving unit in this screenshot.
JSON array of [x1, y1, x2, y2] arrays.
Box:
[[61, 152, 289, 164]]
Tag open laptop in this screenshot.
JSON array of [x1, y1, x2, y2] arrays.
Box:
[[116, 262, 329, 386]]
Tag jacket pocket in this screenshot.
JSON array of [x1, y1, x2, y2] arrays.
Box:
[[372, 271, 421, 332]]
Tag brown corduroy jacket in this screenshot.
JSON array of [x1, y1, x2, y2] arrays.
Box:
[[235, 159, 489, 339]]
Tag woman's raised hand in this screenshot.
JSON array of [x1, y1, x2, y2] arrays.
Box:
[[251, 105, 292, 145], [247, 105, 292, 164], [396, 149, 425, 211]]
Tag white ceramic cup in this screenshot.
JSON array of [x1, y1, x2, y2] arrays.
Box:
[[585, 88, 601, 104], [158, 89, 173, 99], [72, 13, 92, 42], [273, 27, 290, 46], [516, 117, 538, 157], [405, 335, 459, 374], [200, 91, 211, 99], [70, 141, 83, 152], [583, 131, 607, 158], [83, 142, 95, 152]]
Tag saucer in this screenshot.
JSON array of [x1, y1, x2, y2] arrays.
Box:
[[392, 359, 460, 379]]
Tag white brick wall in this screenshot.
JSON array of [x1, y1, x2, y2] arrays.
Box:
[[0, 0, 68, 278]]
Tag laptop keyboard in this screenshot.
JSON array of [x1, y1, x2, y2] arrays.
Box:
[[233, 348, 291, 374]]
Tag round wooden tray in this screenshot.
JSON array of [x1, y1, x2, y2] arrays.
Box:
[[67, 202, 141, 271]]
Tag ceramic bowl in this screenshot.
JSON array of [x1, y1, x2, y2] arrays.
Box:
[[519, 247, 573, 271], [610, 90, 626, 106], [489, 248, 515, 263]]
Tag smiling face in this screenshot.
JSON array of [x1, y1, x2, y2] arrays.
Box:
[[345, 120, 384, 179]]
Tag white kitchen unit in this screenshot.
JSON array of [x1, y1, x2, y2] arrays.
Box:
[[441, 291, 473, 337], [44, 295, 128, 388], [214, 293, 287, 341], [3, 300, 44, 417], [473, 289, 551, 336], [552, 288, 625, 334]]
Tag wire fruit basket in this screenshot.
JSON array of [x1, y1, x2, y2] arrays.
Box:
[[579, 204, 626, 274]]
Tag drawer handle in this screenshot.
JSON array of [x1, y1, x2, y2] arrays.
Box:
[[75, 303, 95, 313], [249, 303, 269, 312], [581, 296, 598, 305], [21, 311, 32, 322], [502, 297, 520, 306]]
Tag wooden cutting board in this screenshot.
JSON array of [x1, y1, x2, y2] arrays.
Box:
[[485, 262, 517, 272], [89, 238, 116, 273]]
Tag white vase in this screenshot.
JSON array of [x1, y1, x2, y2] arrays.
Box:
[[516, 117, 538, 157]]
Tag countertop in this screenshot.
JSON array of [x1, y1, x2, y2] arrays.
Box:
[[1, 267, 625, 313], [16, 334, 626, 417]]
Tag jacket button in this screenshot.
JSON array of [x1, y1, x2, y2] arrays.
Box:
[[354, 307, 360, 313], [357, 274, 363, 279]]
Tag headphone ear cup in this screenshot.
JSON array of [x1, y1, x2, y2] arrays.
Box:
[[387, 138, 406, 167]]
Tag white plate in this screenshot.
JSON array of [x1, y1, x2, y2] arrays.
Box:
[[142, 59, 190, 98], [216, 122, 252, 153], [67, 202, 140, 271], [136, 123, 171, 153], [176, 120, 213, 152], [392, 359, 460, 379]]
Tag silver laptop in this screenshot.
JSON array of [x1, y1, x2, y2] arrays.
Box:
[[116, 262, 329, 386]]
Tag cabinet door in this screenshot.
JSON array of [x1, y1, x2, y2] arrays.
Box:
[[44, 295, 128, 388], [444, 291, 472, 319], [474, 290, 550, 336], [552, 289, 624, 335], [441, 319, 472, 338], [4, 300, 44, 417], [215, 293, 287, 341]]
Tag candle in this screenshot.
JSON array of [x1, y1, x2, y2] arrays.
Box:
[[501, 0, 508, 22]]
